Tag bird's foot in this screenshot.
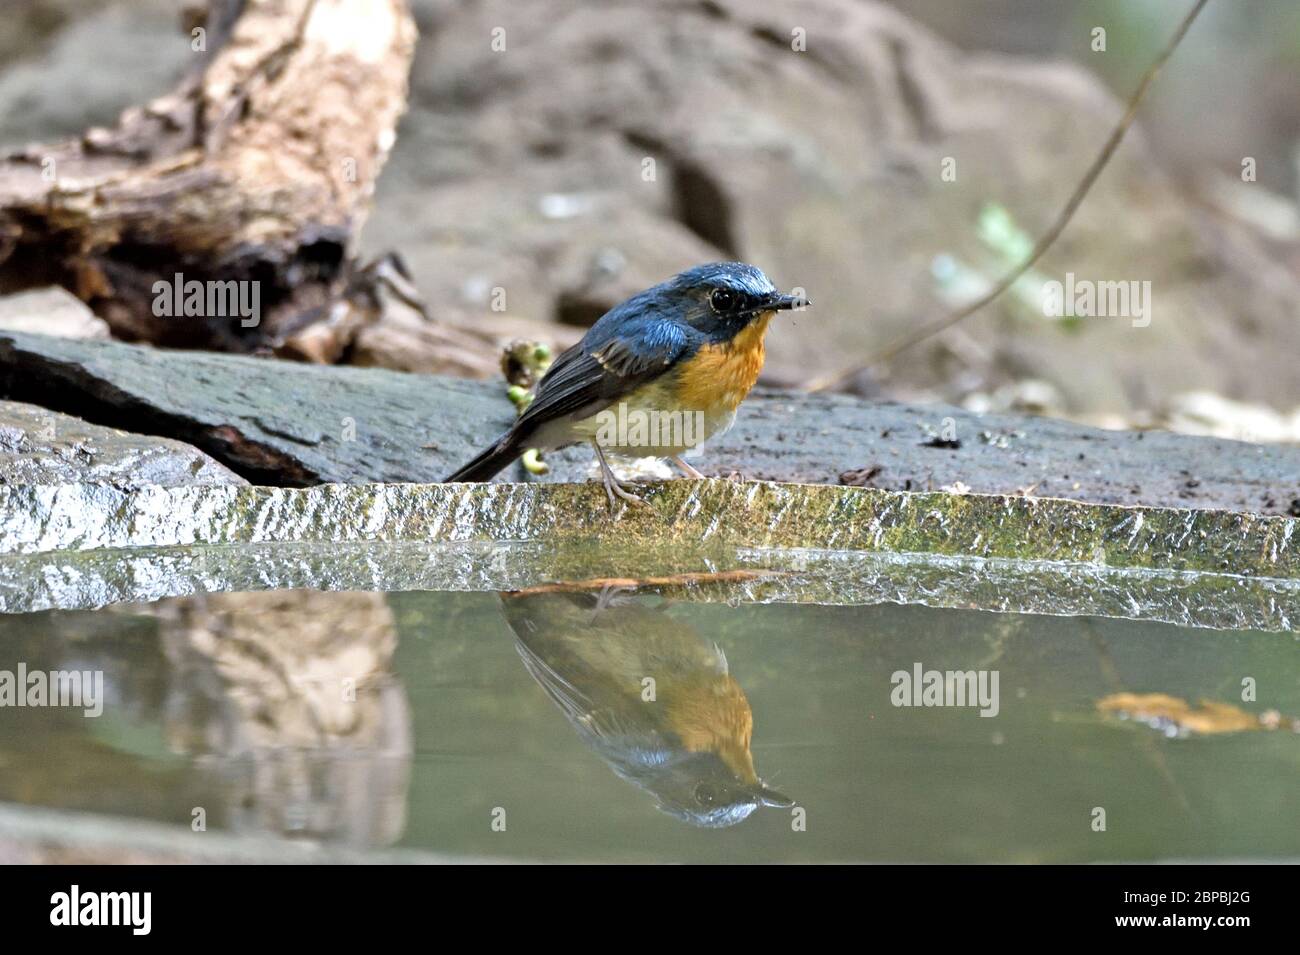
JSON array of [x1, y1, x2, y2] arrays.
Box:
[[600, 471, 646, 512], [671, 455, 707, 480], [592, 442, 648, 514], [592, 582, 637, 616]]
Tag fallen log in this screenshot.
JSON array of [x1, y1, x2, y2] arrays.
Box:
[[0, 0, 417, 357]]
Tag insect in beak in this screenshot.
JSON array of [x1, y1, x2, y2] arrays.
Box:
[[769, 292, 809, 312]]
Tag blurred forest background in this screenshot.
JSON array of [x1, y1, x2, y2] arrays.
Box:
[[2, 0, 1298, 438]]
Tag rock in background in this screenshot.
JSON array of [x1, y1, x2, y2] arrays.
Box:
[[0, 0, 1298, 417], [365, 0, 1300, 413], [3, 329, 1298, 516], [0, 287, 108, 340], [0, 399, 244, 487]]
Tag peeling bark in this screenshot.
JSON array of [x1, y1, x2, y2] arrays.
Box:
[[0, 0, 417, 356]]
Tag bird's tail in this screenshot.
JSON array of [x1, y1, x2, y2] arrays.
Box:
[[443, 433, 523, 483]]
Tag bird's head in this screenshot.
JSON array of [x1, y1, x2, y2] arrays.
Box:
[[648, 751, 796, 828], [658, 262, 809, 343]]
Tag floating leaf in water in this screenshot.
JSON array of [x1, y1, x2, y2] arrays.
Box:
[[1095, 692, 1293, 738]]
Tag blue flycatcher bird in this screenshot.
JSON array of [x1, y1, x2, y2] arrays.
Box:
[[443, 262, 808, 507]]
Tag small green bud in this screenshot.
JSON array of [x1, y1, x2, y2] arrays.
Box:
[[522, 448, 548, 474]]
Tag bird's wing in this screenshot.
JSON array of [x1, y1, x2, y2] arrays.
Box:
[[513, 635, 674, 765], [517, 320, 692, 429]]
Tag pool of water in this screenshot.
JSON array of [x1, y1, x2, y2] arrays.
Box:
[[0, 583, 1295, 862]]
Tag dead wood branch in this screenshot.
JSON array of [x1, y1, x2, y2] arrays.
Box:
[[0, 0, 416, 356]]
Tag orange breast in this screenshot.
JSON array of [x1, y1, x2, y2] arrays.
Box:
[[664, 674, 758, 784], [675, 314, 773, 412]]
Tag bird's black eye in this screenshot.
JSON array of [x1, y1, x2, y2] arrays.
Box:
[[709, 288, 737, 313]]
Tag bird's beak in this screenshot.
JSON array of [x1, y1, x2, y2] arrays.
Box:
[[770, 292, 810, 311], [755, 783, 795, 808]]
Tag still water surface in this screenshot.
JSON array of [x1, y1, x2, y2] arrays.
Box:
[[0, 587, 1295, 861]]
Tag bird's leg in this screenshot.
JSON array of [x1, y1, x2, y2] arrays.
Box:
[[592, 581, 637, 618], [671, 455, 706, 479], [591, 441, 645, 510]]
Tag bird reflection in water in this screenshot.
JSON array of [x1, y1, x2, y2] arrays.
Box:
[[501, 586, 791, 828]]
